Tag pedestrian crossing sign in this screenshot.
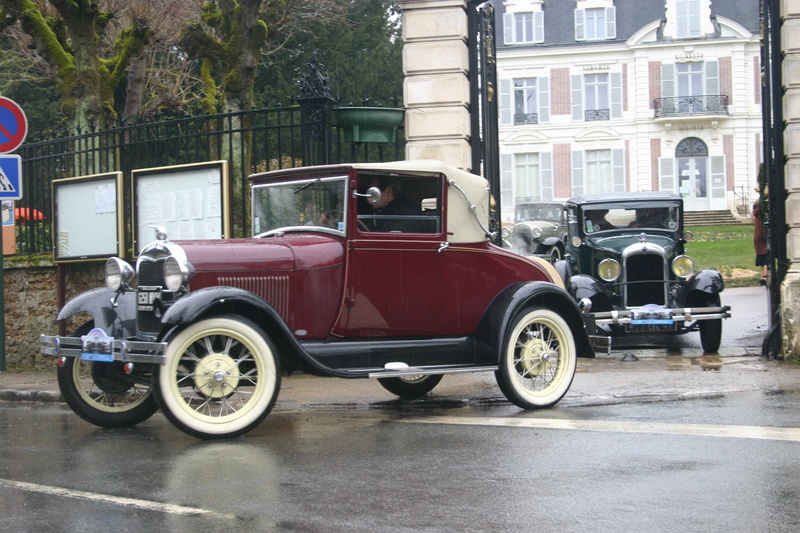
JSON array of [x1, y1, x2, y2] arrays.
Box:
[[0, 155, 22, 200]]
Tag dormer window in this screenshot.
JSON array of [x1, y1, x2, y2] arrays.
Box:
[[503, 1, 544, 45], [675, 0, 702, 38], [575, 3, 616, 41]]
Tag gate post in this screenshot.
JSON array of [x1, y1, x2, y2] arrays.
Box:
[[297, 53, 336, 166], [398, 0, 472, 170]]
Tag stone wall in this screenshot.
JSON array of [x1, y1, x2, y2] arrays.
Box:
[[3, 257, 103, 368]]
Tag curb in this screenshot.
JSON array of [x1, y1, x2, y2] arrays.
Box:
[[0, 389, 63, 403]]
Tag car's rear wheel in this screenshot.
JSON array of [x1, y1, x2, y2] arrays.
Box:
[[57, 321, 158, 428], [495, 307, 577, 408], [154, 316, 280, 439], [378, 374, 443, 399], [549, 246, 562, 263]]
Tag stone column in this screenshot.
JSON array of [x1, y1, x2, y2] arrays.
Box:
[[398, 0, 472, 170], [782, 0, 800, 359]]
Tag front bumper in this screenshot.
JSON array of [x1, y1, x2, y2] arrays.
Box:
[[40, 335, 167, 364], [590, 305, 731, 327]]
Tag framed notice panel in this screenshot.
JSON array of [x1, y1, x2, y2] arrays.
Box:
[[132, 161, 231, 253], [53, 172, 124, 262]]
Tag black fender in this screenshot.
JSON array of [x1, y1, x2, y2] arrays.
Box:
[[553, 259, 572, 285], [533, 237, 561, 255], [55, 287, 137, 338], [476, 281, 595, 362], [677, 269, 724, 305]]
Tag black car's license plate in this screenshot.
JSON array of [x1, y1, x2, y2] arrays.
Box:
[[137, 287, 161, 312], [627, 305, 675, 332]]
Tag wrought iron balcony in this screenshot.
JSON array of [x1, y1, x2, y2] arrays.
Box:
[[585, 109, 610, 121], [514, 113, 538, 124], [654, 95, 729, 118]]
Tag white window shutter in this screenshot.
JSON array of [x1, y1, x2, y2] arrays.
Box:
[[661, 63, 675, 98], [572, 151, 584, 196], [571, 75, 584, 121], [610, 72, 623, 119], [659, 157, 676, 192], [539, 76, 550, 123], [500, 153, 514, 209], [534, 11, 544, 43], [504, 13, 514, 45], [541, 152, 553, 201], [705, 60, 720, 96], [574, 9, 585, 41], [612, 148, 625, 192], [499, 79, 512, 126], [709, 155, 726, 200], [606, 7, 616, 39]]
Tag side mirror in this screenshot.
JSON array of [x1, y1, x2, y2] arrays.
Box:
[[352, 186, 382, 205]]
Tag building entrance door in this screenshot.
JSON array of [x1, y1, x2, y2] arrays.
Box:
[[676, 156, 708, 210]]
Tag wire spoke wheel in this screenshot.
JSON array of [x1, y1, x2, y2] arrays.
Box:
[[496, 308, 577, 409], [57, 322, 157, 428], [155, 316, 280, 439]]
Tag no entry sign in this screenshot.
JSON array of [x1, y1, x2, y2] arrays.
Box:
[[0, 97, 28, 154]]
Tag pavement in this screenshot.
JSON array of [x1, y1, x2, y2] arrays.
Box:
[[2, 287, 798, 410]]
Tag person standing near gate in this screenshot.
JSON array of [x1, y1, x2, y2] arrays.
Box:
[[752, 187, 768, 286]]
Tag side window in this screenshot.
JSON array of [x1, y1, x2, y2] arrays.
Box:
[[356, 172, 443, 234]]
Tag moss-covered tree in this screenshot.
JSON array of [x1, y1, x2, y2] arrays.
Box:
[[0, 0, 153, 131]]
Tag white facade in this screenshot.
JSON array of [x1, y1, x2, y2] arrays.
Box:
[[497, 0, 762, 221]]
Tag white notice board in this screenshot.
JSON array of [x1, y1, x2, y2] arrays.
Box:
[[132, 161, 231, 253], [53, 172, 124, 262]]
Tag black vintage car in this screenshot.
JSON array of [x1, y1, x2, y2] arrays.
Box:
[[554, 192, 730, 353]]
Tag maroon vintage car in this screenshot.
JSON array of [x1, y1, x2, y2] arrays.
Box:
[[41, 160, 594, 439]]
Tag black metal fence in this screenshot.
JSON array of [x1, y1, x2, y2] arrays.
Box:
[[13, 99, 404, 256]]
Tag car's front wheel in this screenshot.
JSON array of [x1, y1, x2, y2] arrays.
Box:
[[57, 321, 158, 428], [378, 374, 443, 399], [154, 316, 281, 439], [495, 307, 577, 408]]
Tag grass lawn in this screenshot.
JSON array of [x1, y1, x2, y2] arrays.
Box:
[[684, 224, 759, 287]]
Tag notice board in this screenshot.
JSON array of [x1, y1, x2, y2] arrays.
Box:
[[53, 172, 124, 262], [132, 161, 231, 254]]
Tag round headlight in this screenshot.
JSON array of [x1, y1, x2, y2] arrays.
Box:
[[105, 257, 135, 292], [532, 227, 542, 238], [501, 227, 510, 238], [571, 236, 582, 248], [683, 230, 694, 242], [598, 258, 621, 282], [163, 256, 194, 291], [672, 255, 695, 278]]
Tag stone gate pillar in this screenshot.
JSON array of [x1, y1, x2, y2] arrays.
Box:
[[398, 0, 472, 169], [782, 0, 800, 359]]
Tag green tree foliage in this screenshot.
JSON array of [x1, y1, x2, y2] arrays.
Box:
[[0, 0, 153, 130], [259, 0, 403, 106]]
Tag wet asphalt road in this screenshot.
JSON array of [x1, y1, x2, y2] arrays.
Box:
[[2, 286, 798, 531]]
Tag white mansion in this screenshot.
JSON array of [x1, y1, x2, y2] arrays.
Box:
[[496, 0, 762, 220]]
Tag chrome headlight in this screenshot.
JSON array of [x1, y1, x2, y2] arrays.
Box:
[[571, 236, 582, 248], [532, 227, 542, 238], [672, 255, 695, 278], [163, 256, 194, 291], [683, 230, 694, 241], [105, 257, 135, 292], [598, 258, 621, 282]]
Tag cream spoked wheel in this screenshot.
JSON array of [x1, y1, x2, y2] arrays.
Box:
[[495, 307, 577, 409], [57, 322, 158, 428], [154, 316, 280, 439]]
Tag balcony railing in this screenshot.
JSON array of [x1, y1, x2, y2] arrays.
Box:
[[514, 112, 539, 124], [585, 109, 610, 121], [654, 95, 729, 118]]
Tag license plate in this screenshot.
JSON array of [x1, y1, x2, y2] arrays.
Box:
[[627, 305, 675, 332], [81, 327, 115, 362], [137, 287, 161, 311]]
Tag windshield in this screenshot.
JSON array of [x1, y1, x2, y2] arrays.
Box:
[[582, 204, 680, 234], [515, 204, 563, 222], [252, 176, 346, 235]]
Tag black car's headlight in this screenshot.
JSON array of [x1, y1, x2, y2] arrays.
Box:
[[598, 258, 621, 282], [671, 255, 695, 278], [163, 256, 194, 291], [105, 257, 135, 292]]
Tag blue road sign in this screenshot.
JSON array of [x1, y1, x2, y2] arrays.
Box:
[[0, 155, 22, 200]]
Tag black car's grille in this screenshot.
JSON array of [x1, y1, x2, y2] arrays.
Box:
[[625, 254, 666, 306], [137, 259, 166, 335]]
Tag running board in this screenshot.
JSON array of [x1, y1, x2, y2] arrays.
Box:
[[366, 365, 498, 379]]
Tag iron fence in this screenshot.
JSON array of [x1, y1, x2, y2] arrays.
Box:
[[12, 102, 404, 256]]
